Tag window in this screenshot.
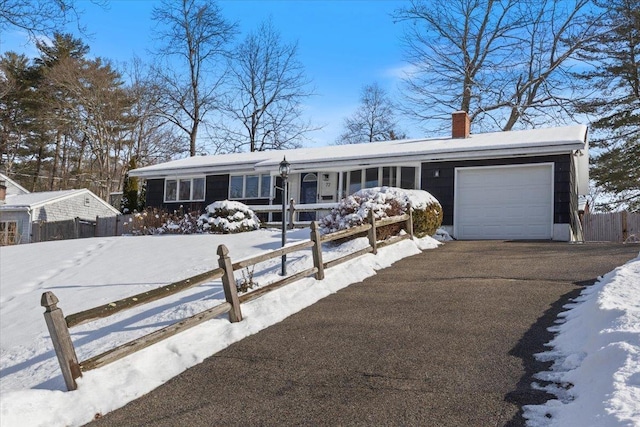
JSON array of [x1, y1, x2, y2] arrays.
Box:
[[0, 221, 18, 246], [178, 179, 191, 201], [165, 180, 177, 201], [245, 175, 259, 198], [193, 178, 205, 200], [165, 177, 205, 202], [230, 176, 243, 199], [349, 170, 362, 194], [365, 168, 378, 188], [400, 167, 416, 189], [382, 167, 395, 187], [342, 166, 418, 196], [260, 175, 271, 198], [229, 174, 272, 199]]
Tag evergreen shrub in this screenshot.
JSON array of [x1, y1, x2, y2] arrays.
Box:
[[198, 201, 260, 234]]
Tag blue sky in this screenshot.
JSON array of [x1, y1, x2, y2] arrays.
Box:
[[1, 0, 416, 147]]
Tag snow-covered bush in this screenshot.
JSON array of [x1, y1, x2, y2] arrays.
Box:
[[198, 200, 260, 234], [160, 212, 200, 234], [123, 207, 201, 235], [122, 207, 167, 235], [319, 187, 442, 239]]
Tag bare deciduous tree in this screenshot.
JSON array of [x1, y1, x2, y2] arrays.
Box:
[[151, 0, 236, 156], [221, 19, 317, 152], [0, 0, 106, 39], [337, 82, 406, 144], [395, 0, 602, 132], [124, 57, 186, 166]]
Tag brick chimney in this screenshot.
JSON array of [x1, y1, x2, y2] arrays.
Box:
[[452, 111, 470, 139], [0, 180, 6, 204]]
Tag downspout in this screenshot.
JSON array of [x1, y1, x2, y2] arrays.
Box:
[[27, 207, 33, 244]]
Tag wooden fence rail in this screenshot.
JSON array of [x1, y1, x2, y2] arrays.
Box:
[[41, 211, 414, 391]]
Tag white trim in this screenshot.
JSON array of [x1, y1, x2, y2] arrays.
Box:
[[454, 163, 554, 240], [164, 176, 206, 203], [228, 173, 272, 200], [0, 219, 19, 245], [0, 173, 29, 194]]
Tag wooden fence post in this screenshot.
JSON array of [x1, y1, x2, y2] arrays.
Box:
[[310, 222, 325, 280], [41, 292, 81, 391], [368, 210, 377, 255], [622, 210, 628, 242], [406, 209, 414, 239], [289, 198, 295, 229], [217, 245, 242, 323]]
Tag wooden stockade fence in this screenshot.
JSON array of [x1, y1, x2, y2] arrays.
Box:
[[41, 211, 413, 391], [31, 215, 134, 242], [32, 218, 98, 243], [583, 211, 640, 243]]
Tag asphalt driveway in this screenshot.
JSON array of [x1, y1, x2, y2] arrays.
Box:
[[89, 241, 638, 426]]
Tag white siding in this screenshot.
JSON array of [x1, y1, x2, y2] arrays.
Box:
[[0, 211, 31, 244]]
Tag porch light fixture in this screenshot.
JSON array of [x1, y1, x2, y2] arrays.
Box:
[[279, 157, 290, 276], [279, 156, 291, 177]]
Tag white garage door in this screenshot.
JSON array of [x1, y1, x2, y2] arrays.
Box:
[[455, 164, 553, 240]]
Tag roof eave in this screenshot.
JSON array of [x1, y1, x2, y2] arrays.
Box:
[[130, 162, 260, 178], [255, 142, 586, 172]]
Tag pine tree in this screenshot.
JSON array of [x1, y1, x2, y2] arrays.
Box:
[[576, 0, 640, 211], [121, 157, 140, 213]]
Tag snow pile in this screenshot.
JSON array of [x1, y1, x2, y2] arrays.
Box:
[[319, 187, 441, 235], [524, 252, 640, 427], [0, 229, 440, 427], [433, 228, 453, 241], [198, 200, 260, 234]]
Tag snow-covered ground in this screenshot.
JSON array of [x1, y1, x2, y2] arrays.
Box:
[[0, 228, 438, 426], [524, 251, 640, 427], [0, 229, 638, 427]]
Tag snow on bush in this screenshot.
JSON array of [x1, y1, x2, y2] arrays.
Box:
[[319, 187, 442, 238], [123, 207, 200, 235], [199, 200, 260, 234]]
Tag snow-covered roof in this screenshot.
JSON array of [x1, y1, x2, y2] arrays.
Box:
[[0, 189, 120, 215], [130, 124, 588, 178], [0, 173, 30, 196]]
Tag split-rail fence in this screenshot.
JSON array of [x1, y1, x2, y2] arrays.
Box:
[[41, 211, 414, 391]]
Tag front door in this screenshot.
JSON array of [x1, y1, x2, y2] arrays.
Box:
[[299, 173, 318, 221]]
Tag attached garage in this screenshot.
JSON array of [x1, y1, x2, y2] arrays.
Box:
[[454, 164, 554, 240]]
